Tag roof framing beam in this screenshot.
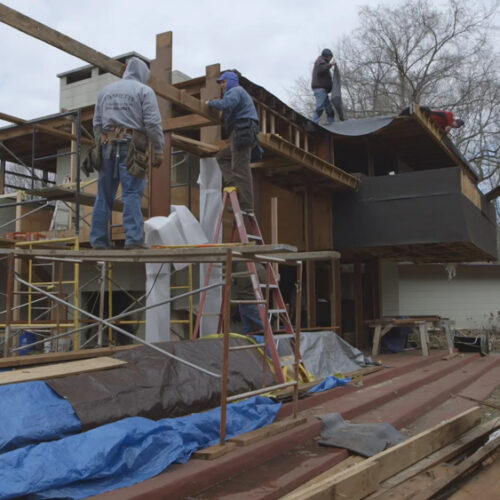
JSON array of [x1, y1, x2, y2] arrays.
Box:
[[0, 3, 220, 124]]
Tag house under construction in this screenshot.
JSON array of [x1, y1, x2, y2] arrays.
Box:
[[0, 4, 499, 500]]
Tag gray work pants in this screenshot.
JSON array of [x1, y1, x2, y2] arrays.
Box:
[[216, 131, 254, 211]]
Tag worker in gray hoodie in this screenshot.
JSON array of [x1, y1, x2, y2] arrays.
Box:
[[90, 57, 165, 249]]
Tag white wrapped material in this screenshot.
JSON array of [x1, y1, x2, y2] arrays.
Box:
[[144, 207, 208, 343], [198, 158, 223, 337]]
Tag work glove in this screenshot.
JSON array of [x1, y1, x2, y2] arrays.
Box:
[[152, 153, 164, 168]]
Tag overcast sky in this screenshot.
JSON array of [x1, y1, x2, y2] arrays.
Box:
[[0, 0, 419, 126]]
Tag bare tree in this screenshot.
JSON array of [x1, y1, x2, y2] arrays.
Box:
[[288, 0, 500, 194]]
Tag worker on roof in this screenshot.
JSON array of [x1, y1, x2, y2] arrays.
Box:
[[420, 106, 464, 133], [90, 57, 165, 250], [311, 49, 336, 125], [206, 71, 260, 215]]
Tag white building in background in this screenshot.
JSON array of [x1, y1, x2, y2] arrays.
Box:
[[379, 230, 500, 331], [57, 52, 190, 111]]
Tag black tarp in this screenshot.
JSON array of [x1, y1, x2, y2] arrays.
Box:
[[333, 167, 497, 259], [47, 337, 275, 430]]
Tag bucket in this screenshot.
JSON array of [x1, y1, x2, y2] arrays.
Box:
[[19, 331, 37, 355]]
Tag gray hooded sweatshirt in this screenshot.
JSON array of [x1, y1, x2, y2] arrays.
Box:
[[93, 57, 165, 153]]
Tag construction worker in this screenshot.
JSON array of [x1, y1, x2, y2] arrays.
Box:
[[90, 57, 164, 250], [207, 71, 259, 215], [311, 49, 336, 125], [420, 107, 464, 133]]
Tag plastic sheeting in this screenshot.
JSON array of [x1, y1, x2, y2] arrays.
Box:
[[144, 206, 208, 343], [300, 331, 369, 378], [0, 381, 81, 454], [323, 115, 395, 136], [308, 376, 351, 393], [318, 413, 406, 457], [0, 396, 280, 500], [47, 338, 276, 430], [198, 158, 223, 336]]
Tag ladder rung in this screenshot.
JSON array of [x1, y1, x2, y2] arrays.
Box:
[[247, 234, 263, 241], [269, 309, 287, 314], [229, 343, 266, 351], [231, 299, 266, 305], [260, 284, 278, 289], [230, 271, 252, 278], [201, 313, 221, 317]]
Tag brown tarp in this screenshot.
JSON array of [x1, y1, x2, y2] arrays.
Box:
[[47, 337, 275, 430]]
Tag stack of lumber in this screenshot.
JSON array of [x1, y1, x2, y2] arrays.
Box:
[[282, 407, 500, 500]]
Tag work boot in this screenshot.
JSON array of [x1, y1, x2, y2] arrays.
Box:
[[124, 243, 150, 250]]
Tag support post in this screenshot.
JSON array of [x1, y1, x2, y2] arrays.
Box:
[[3, 253, 14, 357], [330, 257, 342, 336], [354, 260, 364, 348], [97, 261, 107, 347], [150, 31, 172, 216], [220, 249, 232, 445], [293, 260, 303, 418], [304, 187, 316, 327], [0, 159, 5, 194]]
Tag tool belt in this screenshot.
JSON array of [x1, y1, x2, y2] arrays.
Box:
[[81, 127, 150, 178], [233, 119, 259, 150]]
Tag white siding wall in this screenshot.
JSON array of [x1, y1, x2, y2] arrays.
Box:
[[399, 265, 500, 329]]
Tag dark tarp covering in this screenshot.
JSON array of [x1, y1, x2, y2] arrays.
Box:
[[322, 115, 395, 135], [47, 337, 275, 431]]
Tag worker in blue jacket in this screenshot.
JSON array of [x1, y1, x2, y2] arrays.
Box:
[[207, 71, 259, 214]]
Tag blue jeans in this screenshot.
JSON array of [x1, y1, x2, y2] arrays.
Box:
[[312, 88, 335, 124], [239, 304, 264, 334], [90, 142, 146, 248]]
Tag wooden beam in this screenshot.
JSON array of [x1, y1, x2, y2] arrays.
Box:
[[259, 133, 359, 189], [150, 31, 172, 217], [354, 260, 364, 348], [229, 417, 307, 446], [171, 133, 219, 157], [283, 460, 380, 500], [164, 114, 212, 132], [369, 418, 500, 498], [0, 356, 126, 385], [0, 111, 94, 145], [283, 407, 482, 500], [0, 3, 219, 121], [0, 345, 137, 369], [0, 158, 5, 194]]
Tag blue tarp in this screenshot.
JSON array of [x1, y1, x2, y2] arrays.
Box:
[[308, 375, 351, 393], [0, 381, 81, 453], [0, 396, 281, 500]]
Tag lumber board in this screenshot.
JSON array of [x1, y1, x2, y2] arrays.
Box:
[[363, 407, 482, 483], [282, 455, 365, 499], [228, 417, 307, 446], [282, 460, 380, 500], [26, 186, 148, 214], [282, 408, 482, 500], [193, 442, 237, 460], [0, 356, 126, 385], [0, 3, 218, 122], [0, 345, 138, 369], [367, 418, 500, 498], [0, 244, 297, 263], [390, 433, 500, 500], [165, 114, 212, 132], [345, 364, 384, 378], [171, 133, 219, 157]]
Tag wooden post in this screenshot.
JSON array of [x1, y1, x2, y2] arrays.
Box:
[[0, 159, 5, 194], [270, 197, 279, 330], [354, 260, 364, 348], [330, 257, 342, 336], [3, 253, 14, 357], [304, 187, 316, 328], [293, 260, 303, 418], [219, 249, 232, 446], [201, 64, 222, 145], [150, 31, 172, 217]]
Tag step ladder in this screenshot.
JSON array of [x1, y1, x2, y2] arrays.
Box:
[[194, 187, 305, 384]]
